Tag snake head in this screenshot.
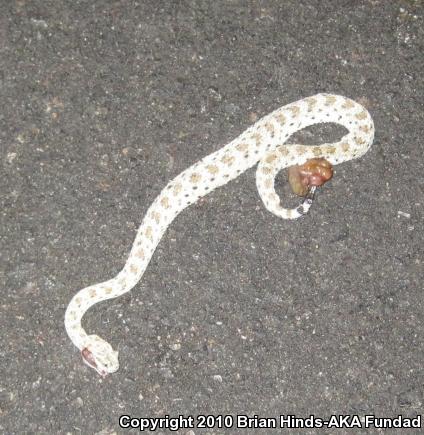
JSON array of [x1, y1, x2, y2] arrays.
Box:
[[81, 335, 119, 377], [288, 158, 333, 196]]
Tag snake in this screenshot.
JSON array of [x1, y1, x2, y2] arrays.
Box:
[[64, 93, 374, 376]]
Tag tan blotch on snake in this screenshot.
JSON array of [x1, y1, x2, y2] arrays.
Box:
[[65, 93, 374, 376]]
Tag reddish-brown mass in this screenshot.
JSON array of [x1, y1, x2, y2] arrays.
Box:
[[288, 158, 333, 196]]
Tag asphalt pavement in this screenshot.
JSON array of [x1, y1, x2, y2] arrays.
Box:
[[1, 1, 423, 434]]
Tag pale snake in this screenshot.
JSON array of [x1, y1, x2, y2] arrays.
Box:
[[65, 93, 374, 376]]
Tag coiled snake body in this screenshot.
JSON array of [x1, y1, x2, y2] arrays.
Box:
[[65, 94, 374, 376]]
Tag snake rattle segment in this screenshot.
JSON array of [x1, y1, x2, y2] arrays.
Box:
[[65, 94, 374, 376]]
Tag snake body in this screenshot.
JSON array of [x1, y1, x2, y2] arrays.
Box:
[[65, 94, 374, 375]]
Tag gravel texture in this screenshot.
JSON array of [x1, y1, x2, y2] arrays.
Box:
[[1, 1, 423, 434]]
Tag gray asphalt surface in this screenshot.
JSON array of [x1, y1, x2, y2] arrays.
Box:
[[1, 1, 423, 434]]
